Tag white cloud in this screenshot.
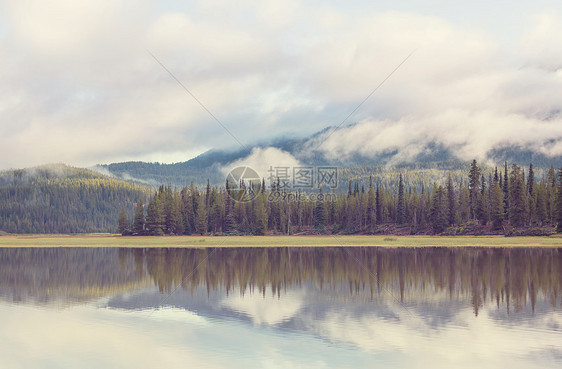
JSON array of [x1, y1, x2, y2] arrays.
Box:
[[308, 110, 562, 163], [0, 1, 561, 169], [522, 12, 562, 71], [222, 147, 302, 180]]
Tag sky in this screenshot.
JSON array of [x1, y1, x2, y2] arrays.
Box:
[[1, 0, 562, 170]]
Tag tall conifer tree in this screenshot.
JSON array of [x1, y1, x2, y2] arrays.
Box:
[[118, 208, 129, 235], [508, 164, 526, 227], [468, 160, 481, 220], [527, 163, 535, 195], [132, 199, 145, 235], [146, 195, 164, 235], [196, 194, 207, 235], [367, 176, 375, 230], [446, 175, 456, 226], [490, 179, 504, 230], [430, 185, 447, 233], [503, 161, 509, 212], [375, 181, 382, 224], [397, 174, 405, 224], [555, 168, 562, 232]]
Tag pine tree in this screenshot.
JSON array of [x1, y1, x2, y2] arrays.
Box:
[[329, 193, 336, 227], [146, 195, 165, 236], [468, 160, 481, 220], [131, 199, 145, 235], [280, 197, 288, 234], [254, 195, 267, 235], [419, 184, 427, 228], [375, 181, 382, 224], [446, 174, 456, 226], [458, 180, 470, 223], [347, 194, 360, 232], [527, 163, 535, 195], [188, 184, 199, 232], [528, 182, 537, 226], [162, 186, 174, 234], [536, 182, 547, 225], [223, 207, 234, 235], [223, 180, 236, 234], [476, 174, 489, 225], [503, 161, 509, 212], [181, 187, 193, 235], [490, 180, 504, 230], [430, 185, 447, 233], [170, 190, 184, 235], [367, 176, 375, 230], [488, 173, 493, 222], [196, 194, 208, 235], [207, 187, 221, 233], [508, 164, 526, 227], [397, 174, 405, 224], [118, 208, 130, 235], [556, 168, 562, 232], [209, 202, 221, 233], [314, 189, 326, 230], [547, 165, 556, 222], [205, 179, 211, 207]]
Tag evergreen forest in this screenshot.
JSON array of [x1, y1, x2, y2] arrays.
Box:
[[0, 164, 152, 234], [120, 160, 562, 236]]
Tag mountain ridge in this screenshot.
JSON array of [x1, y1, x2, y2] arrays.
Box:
[[95, 125, 562, 187]]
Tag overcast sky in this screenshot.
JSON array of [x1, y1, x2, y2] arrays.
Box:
[[1, 0, 561, 170]]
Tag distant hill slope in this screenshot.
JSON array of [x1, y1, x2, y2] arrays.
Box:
[[0, 164, 152, 234], [99, 147, 251, 187]]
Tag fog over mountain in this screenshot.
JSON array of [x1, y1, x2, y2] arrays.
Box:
[[96, 123, 562, 187], [1, 1, 561, 170]]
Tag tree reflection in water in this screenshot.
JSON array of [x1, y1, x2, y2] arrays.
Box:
[[121, 247, 561, 316]]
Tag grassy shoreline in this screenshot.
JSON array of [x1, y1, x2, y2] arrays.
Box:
[[1, 234, 562, 247]]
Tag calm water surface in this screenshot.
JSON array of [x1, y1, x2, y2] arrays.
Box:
[[0, 247, 560, 368]]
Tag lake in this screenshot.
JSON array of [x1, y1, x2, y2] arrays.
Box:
[[0, 247, 560, 368]]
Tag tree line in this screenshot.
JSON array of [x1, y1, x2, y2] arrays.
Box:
[[119, 160, 562, 236]]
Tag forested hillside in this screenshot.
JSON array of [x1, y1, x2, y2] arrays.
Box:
[[122, 160, 562, 236], [2, 160, 561, 236], [99, 148, 252, 186], [0, 164, 152, 234]]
